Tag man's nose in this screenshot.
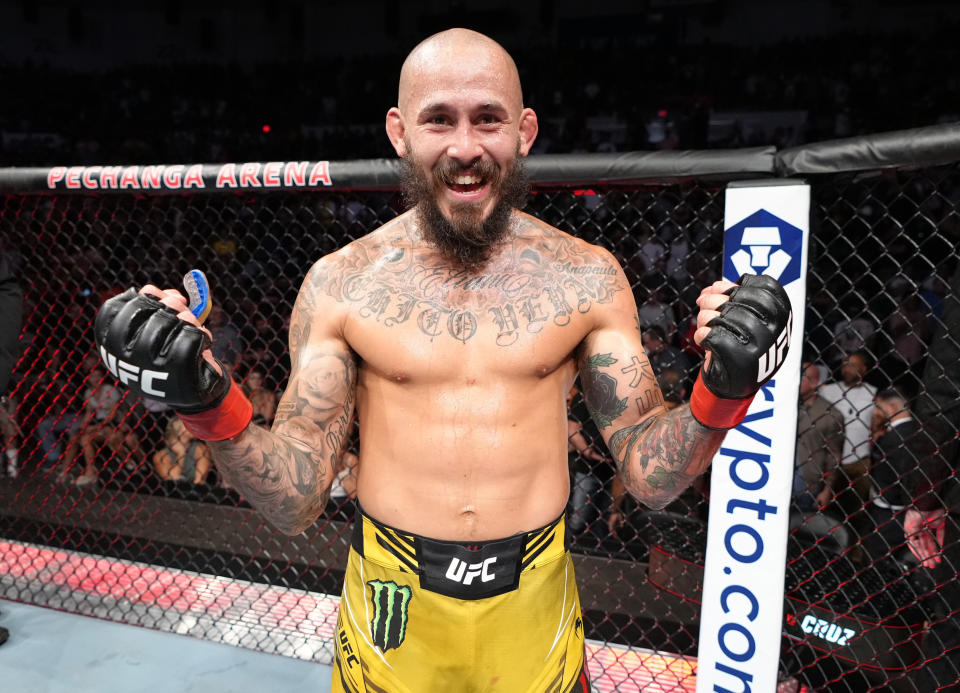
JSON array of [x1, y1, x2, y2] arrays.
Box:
[[445, 122, 483, 164]]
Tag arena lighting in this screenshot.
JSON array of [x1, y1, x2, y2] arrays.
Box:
[[657, 109, 668, 117], [0, 539, 704, 691], [262, 124, 271, 133]]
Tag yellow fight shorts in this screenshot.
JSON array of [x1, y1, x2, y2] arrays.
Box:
[[332, 505, 591, 693]]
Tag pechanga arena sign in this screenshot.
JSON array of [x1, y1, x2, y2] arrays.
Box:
[[46, 161, 333, 191], [696, 180, 810, 693]]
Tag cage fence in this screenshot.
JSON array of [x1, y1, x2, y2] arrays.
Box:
[[2, 129, 960, 692]]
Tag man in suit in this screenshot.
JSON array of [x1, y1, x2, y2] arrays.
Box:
[[794, 360, 844, 511], [861, 388, 922, 564], [900, 261, 960, 690]]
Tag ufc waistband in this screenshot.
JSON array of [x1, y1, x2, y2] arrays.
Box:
[[351, 505, 569, 600]]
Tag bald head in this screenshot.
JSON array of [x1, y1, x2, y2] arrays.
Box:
[[384, 28, 538, 269], [397, 29, 524, 116]]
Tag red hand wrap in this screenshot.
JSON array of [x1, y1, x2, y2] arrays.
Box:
[[690, 375, 754, 430], [178, 379, 253, 441]]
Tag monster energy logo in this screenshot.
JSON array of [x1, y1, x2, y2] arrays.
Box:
[[367, 580, 412, 651]]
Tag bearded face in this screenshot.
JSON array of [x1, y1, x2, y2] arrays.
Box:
[[398, 141, 530, 272]]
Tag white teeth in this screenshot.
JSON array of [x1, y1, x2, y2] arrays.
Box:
[[453, 175, 481, 185]]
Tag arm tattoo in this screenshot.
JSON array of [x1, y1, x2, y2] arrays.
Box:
[[580, 353, 628, 428], [612, 405, 725, 510], [209, 351, 357, 535], [581, 348, 724, 510]]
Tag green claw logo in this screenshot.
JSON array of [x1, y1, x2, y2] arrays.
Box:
[[367, 580, 412, 652]]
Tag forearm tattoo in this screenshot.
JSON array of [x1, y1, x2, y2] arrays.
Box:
[[614, 405, 725, 509], [209, 423, 331, 535], [210, 328, 357, 534], [581, 350, 724, 510]]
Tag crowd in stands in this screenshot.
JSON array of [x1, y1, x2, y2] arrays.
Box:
[[2, 26, 959, 167], [6, 339, 359, 518]]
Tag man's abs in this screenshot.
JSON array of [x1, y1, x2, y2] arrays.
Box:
[[353, 373, 575, 541]]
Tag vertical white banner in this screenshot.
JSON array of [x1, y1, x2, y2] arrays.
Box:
[[695, 180, 809, 693]]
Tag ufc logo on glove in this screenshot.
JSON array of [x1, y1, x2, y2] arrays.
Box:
[[757, 314, 793, 383], [100, 346, 169, 398]]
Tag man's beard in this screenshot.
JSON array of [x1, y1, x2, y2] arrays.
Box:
[[399, 147, 530, 272]]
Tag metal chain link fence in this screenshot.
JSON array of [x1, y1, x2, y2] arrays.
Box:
[[1, 156, 959, 691]]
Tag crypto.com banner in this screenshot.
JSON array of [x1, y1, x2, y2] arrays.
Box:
[[696, 180, 809, 693]]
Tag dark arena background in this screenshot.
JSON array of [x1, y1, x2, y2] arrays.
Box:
[[2, 2, 960, 692]]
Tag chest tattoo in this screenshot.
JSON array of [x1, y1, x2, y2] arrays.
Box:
[[320, 238, 622, 346]]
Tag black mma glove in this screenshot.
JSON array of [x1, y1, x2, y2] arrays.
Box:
[[94, 288, 252, 440], [690, 274, 792, 429]]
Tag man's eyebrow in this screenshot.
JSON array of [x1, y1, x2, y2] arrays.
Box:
[[477, 101, 508, 112], [418, 101, 509, 117], [419, 102, 451, 117]]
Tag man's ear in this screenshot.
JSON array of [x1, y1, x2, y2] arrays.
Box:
[[386, 107, 407, 157], [518, 107, 539, 156]]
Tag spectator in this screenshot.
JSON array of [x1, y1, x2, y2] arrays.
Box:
[[207, 304, 244, 373], [664, 226, 692, 288], [567, 386, 614, 541], [152, 415, 212, 485], [899, 260, 960, 690], [638, 229, 667, 276], [876, 292, 933, 398], [56, 365, 134, 487], [860, 388, 918, 565], [885, 294, 931, 367], [794, 361, 844, 512], [243, 368, 277, 426], [818, 351, 878, 537], [239, 313, 285, 384], [326, 448, 360, 522], [637, 277, 677, 340], [31, 351, 92, 472], [0, 395, 21, 479], [326, 419, 360, 521], [642, 325, 694, 384], [657, 368, 688, 411], [832, 311, 876, 357], [137, 393, 172, 463]]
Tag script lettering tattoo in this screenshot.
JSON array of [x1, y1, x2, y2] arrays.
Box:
[[312, 216, 623, 346], [384, 296, 418, 327], [418, 309, 443, 337], [543, 286, 574, 327], [447, 310, 478, 342], [518, 298, 548, 333], [489, 304, 520, 346], [360, 288, 391, 320], [210, 351, 357, 534]]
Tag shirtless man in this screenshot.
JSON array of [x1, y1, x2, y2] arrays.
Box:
[[94, 29, 791, 692]]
